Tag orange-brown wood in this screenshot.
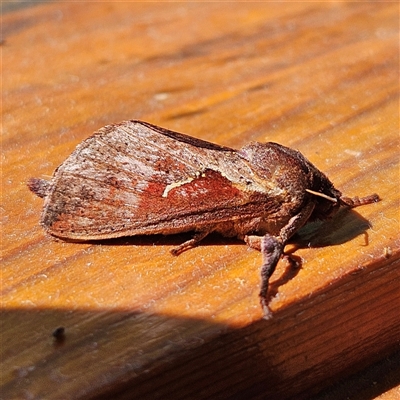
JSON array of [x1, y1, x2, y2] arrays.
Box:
[[2, 2, 399, 399]]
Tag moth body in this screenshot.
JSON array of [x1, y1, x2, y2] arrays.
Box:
[[28, 120, 379, 316]]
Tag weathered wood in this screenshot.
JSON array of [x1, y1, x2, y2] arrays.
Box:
[[2, 2, 399, 399]]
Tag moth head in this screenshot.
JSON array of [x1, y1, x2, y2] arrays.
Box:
[[302, 157, 344, 220], [306, 188, 341, 220]]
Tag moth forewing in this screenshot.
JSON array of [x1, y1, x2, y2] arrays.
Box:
[[36, 123, 265, 240]]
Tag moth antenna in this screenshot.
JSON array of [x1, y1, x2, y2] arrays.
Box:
[[305, 189, 337, 203], [340, 194, 380, 208]]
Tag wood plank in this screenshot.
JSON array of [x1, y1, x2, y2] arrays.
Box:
[[2, 2, 399, 399]]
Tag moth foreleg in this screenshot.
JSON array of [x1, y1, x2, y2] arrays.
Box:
[[245, 234, 283, 317], [259, 235, 284, 318], [170, 229, 213, 256], [250, 201, 316, 317]]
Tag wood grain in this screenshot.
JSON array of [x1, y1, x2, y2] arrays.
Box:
[[2, 2, 399, 399]]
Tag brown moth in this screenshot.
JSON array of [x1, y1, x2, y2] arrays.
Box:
[[28, 120, 379, 316]]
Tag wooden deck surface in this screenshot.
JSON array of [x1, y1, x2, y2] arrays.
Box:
[[2, 2, 399, 399]]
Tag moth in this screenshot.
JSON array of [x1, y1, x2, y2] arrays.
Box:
[[28, 120, 379, 316]]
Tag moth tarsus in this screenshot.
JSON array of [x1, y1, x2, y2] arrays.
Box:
[[170, 230, 211, 256], [28, 120, 379, 317]]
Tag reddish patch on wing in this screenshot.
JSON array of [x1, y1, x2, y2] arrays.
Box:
[[144, 181, 166, 197], [136, 169, 247, 221], [167, 169, 242, 204]]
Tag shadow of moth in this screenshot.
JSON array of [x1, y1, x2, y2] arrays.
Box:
[[28, 120, 379, 317]]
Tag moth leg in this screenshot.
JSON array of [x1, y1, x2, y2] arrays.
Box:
[[244, 235, 262, 251], [170, 230, 212, 256], [257, 201, 316, 317], [259, 235, 284, 318], [245, 235, 299, 316], [279, 201, 316, 244]]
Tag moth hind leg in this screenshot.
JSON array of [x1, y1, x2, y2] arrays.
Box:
[[244, 235, 263, 251], [170, 229, 212, 256]]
